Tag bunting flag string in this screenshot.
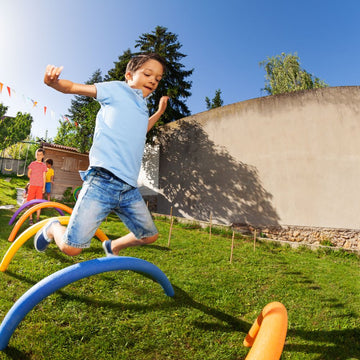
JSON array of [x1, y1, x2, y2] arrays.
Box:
[[0, 80, 81, 128]]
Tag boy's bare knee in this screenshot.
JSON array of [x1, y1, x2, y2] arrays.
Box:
[[142, 233, 158, 245], [59, 244, 83, 256]]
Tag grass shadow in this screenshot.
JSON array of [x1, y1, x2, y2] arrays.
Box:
[[2, 346, 31, 360], [286, 328, 360, 359], [26, 278, 250, 335]]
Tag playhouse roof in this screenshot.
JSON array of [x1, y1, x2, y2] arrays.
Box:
[[40, 142, 88, 155]]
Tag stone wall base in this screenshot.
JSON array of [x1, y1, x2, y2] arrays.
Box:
[[244, 225, 360, 252], [152, 213, 360, 253]]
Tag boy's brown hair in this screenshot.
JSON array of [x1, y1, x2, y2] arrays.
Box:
[[125, 53, 166, 78]]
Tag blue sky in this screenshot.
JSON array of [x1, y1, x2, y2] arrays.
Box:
[[0, 0, 359, 139]]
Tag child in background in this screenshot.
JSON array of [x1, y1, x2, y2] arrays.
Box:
[[45, 159, 54, 201], [27, 148, 47, 224], [22, 183, 30, 205]]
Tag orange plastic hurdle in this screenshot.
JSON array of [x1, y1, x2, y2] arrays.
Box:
[[8, 202, 73, 242], [1, 216, 109, 272], [244, 301, 288, 360]]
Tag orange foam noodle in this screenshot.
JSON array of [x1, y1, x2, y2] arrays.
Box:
[[244, 302, 287, 360]]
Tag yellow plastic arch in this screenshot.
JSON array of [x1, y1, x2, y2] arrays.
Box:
[[1, 216, 109, 272], [8, 202, 73, 242], [244, 301, 288, 360]]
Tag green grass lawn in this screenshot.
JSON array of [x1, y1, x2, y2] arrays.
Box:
[[0, 176, 28, 206], [0, 178, 359, 359]]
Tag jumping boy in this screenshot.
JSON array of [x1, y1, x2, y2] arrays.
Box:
[[44, 158, 54, 201], [35, 53, 168, 257]]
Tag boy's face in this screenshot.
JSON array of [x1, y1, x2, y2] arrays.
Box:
[[126, 59, 164, 98], [36, 151, 44, 161]]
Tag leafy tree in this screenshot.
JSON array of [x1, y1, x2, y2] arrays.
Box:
[[0, 103, 33, 151], [205, 89, 224, 110], [54, 69, 102, 152], [5, 137, 37, 174], [0, 103, 6, 118], [260, 52, 328, 95], [53, 118, 77, 149]]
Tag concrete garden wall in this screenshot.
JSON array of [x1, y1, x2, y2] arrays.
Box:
[[156, 86, 360, 234]]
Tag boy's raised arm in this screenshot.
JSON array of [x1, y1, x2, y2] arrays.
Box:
[[44, 65, 97, 98], [147, 96, 169, 132]]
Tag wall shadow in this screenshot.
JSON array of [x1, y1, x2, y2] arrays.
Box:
[[157, 120, 280, 226]]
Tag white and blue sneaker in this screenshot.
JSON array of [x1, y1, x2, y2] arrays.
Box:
[[34, 219, 60, 252], [102, 240, 115, 257]]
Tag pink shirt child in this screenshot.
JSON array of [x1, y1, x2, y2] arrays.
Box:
[[28, 161, 47, 186]]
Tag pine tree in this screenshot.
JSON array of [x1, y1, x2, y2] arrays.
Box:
[[106, 26, 194, 141], [205, 89, 224, 110], [135, 26, 193, 129]]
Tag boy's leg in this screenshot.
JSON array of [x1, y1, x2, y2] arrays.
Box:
[[45, 183, 51, 201], [110, 186, 158, 255], [27, 185, 37, 223], [110, 232, 158, 255], [37, 186, 43, 221], [37, 171, 112, 256], [45, 221, 82, 256], [30, 186, 43, 222]]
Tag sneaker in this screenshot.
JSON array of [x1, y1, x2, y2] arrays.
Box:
[[34, 219, 60, 252], [102, 240, 115, 257], [29, 218, 33, 226]]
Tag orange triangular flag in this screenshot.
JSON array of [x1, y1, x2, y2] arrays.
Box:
[[0, 83, 3, 93], [44, 106, 47, 115], [7, 86, 11, 97]]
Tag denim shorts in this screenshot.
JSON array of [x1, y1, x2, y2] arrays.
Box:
[[63, 167, 158, 248]]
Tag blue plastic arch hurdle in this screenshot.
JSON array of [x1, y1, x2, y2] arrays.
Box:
[[0, 256, 174, 350]]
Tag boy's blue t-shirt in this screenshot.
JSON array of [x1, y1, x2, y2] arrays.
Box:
[[89, 81, 149, 187]]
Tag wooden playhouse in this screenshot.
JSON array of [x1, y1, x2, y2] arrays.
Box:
[[41, 142, 89, 200]]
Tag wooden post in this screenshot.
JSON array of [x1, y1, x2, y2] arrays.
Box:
[[167, 206, 173, 247], [209, 211, 212, 241], [230, 231, 235, 263], [253, 229, 257, 251]]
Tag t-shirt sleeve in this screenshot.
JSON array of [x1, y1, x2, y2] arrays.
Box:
[[96, 82, 116, 105]]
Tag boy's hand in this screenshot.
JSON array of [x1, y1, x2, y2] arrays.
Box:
[[158, 96, 169, 114], [44, 65, 64, 87], [147, 96, 169, 132], [43, 65, 96, 97]]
